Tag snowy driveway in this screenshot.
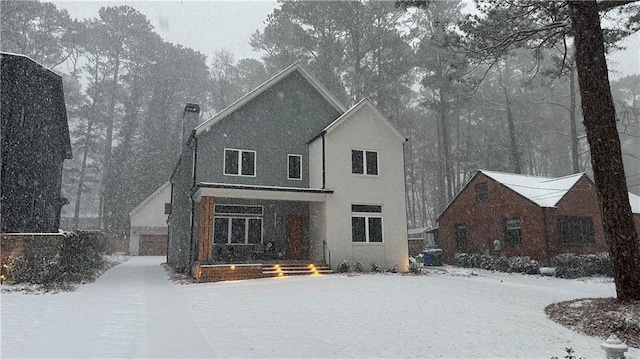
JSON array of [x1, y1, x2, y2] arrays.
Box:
[[1, 256, 635, 358]]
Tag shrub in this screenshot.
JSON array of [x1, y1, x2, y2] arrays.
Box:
[[9, 253, 62, 284], [551, 252, 612, 279], [508, 256, 540, 275], [386, 264, 398, 273], [408, 262, 422, 274], [5, 231, 107, 285], [353, 261, 364, 273], [455, 253, 540, 275], [337, 261, 350, 273], [59, 231, 106, 281], [370, 262, 381, 272]]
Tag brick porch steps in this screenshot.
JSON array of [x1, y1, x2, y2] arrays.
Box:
[[262, 263, 333, 277], [194, 262, 333, 282]]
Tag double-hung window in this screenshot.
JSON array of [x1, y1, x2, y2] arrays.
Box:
[[351, 205, 383, 243], [455, 224, 466, 249], [213, 205, 263, 245], [557, 216, 594, 244], [288, 154, 302, 180], [476, 182, 488, 202], [503, 217, 522, 245], [352, 149, 378, 175], [224, 148, 256, 176]]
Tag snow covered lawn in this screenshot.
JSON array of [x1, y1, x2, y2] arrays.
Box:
[[2, 256, 637, 358]]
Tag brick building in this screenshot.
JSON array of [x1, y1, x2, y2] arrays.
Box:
[[438, 170, 640, 265]]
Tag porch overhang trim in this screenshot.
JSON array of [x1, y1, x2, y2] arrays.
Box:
[[193, 183, 332, 202]]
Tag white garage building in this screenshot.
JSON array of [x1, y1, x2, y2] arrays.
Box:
[[129, 182, 170, 256]]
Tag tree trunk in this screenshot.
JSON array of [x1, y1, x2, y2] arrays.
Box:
[[569, 0, 640, 300], [499, 70, 521, 174], [73, 118, 93, 230], [99, 52, 121, 231], [569, 63, 580, 173], [74, 58, 102, 230], [439, 88, 454, 203]]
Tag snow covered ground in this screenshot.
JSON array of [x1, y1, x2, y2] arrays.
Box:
[[2, 256, 637, 359]]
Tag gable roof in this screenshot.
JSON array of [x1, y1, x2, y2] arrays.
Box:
[[480, 170, 585, 208], [194, 62, 346, 136], [437, 170, 585, 221], [308, 98, 407, 144], [439, 170, 640, 221], [128, 181, 170, 216]]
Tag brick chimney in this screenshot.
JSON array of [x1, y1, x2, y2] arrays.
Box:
[[181, 103, 200, 145]]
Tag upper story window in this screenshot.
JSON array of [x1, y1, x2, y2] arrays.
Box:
[[455, 223, 466, 249], [476, 182, 488, 202], [352, 149, 378, 175], [558, 216, 594, 244], [288, 154, 302, 180], [351, 204, 383, 243], [504, 217, 522, 245], [224, 148, 256, 177]]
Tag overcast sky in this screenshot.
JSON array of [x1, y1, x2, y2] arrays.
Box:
[[50, 1, 637, 78], [50, 1, 278, 62]]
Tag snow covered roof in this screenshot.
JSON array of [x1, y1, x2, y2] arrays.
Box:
[[479, 170, 585, 208], [408, 227, 437, 235], [408, 227, 429, 235], [194, 62, 346, 136]]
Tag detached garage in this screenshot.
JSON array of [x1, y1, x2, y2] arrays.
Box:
[[129, 182, 170, 256]]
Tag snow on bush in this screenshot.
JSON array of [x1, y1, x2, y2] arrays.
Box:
[[6, 231, 108, 285], [550, 252, 612, 279], [455, 253, 540, 274]]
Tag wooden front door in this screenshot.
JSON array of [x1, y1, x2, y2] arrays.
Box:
[[285, 214, 304, 260]]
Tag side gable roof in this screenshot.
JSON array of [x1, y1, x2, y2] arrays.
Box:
[[128, 181, 170, 217], [480, 170, 585, 208], [437, 170, 586, 221], [308, 98, 406, 144], [439, 170, 640, 221], [194, 62, 346, 136]]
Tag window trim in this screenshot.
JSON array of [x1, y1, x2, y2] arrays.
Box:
[[287, 154, 302, 180], [223, 148, 256, 177], [214, 216, 263, 245], [557, 216, 595, 244], [503, 217, 522, 245], [351, 148, 379, 176], [455, 223, 467, 250], [213, 204, 264, 245], [476, 182, 488, 202], [351, 204, 383, 243], [214, 204, 264, 216]]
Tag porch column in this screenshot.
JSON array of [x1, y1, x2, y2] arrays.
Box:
[[198, 196, 214, 262]]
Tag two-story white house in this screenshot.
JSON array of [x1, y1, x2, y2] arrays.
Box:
[[167, 63, 408, 281]]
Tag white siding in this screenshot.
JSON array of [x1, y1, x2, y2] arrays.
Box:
[[322, 103, 408, 270], [308, 137, 324, 189], [129, 184, 171, 255]]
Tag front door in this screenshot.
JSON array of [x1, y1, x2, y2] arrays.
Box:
[[284, 214, 303, 260]]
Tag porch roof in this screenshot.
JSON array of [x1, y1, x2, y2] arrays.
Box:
[[193, 182, 333, 202]]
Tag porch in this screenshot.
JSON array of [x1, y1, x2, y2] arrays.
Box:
[[191, 183, 333, 281]]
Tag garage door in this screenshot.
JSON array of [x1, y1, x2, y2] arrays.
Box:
[[139, 235, 168, 256]]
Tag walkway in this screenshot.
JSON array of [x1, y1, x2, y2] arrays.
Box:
[[1, 256, 217, 358]]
